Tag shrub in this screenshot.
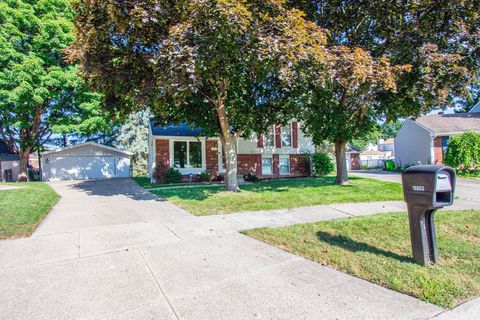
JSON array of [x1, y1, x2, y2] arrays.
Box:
[[165, 167, 183, 183], [244, 172, 259, 182], [312, 152, 334, 176], [444, 131, 480, 176], [199, 171, 213, 182]]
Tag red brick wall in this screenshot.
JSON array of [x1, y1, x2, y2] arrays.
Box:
[[292, 122, 298, 148], [290, 154, 310, 176], [273, 154, 280, 175], [238, 154, 260, 175], [206, 140, 218, 175], [275, 124, 281, 148], [433, 137, 443, 164], [154, 139, 170, 182]]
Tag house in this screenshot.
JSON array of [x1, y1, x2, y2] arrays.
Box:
[[0, 140, 20, 182], [147, 121, 314, 182], [395, 112, 480, 166], [41, 143, 132, 181], [377, 138, 395, 158]]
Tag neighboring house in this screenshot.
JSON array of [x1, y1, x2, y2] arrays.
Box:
[[469, 101, 480, 113], [41, 143, 132, 181], [395, 112, 480, 166], [147, 121, 314, 182], [377, 138, 395, 158], [0, 140, 20, 182]]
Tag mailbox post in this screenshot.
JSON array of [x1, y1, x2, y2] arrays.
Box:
[[402, 165, 456, 265]]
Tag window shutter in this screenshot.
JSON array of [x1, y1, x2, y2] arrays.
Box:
[[257, 135, 264, 148], [292, 122, 298, 148], [275, 124, 281, 148]]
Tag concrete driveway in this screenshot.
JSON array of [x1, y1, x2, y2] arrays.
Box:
[[0, 178, 456, 319]]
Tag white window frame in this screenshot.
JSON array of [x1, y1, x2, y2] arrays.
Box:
[[169, 138, 206, 174], [263, 126, 275, 147], [281, 124, 292, 147], [261, 156, 273, 175], [279, 155, 290, 175]]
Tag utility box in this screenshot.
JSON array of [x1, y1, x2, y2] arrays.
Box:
[[402, 165, 456, 265]]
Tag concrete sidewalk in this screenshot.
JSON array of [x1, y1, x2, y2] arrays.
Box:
[[0, 178, 477, 319]]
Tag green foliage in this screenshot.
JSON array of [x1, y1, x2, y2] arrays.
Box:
[[165, 168, 183, 184], [243, 172, 259, 182], [444, 131, 480, 176], [312, 152, 334, 176], [199, 171, 214, 183], [0, 182, 60, 238], [291, 0, 478, 184], [115, 110, 151, 176], [0, 0, 112, 179]]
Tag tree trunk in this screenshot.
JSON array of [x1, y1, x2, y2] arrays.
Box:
[[334, 141, 348, 185], [17, 148, 31, 182], [215, 81, 239, 192]]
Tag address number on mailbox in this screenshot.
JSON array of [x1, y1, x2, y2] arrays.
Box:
[[412, 185, 425, 192]]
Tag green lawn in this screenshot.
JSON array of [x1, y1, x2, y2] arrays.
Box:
[[0, 182, 60, 239], [244, 210, 480, 308], [132, 176, 220, 189], [141, 176, 403, 215]]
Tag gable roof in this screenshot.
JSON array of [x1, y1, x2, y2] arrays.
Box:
[[469, 101, 480, 113], [41, 142, 132, 156], [380, 138, 394, 144], [0, 140, 14, 155], [0, 140, 19, 161], [150, 122, 205, 137], [415, 113, 480, 135]]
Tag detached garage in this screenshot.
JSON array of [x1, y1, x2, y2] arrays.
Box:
[[41, 143, 132, 181]]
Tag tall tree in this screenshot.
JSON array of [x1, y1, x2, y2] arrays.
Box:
[[290, 0, 479, 184], [0, 0, 111, 181], [115, 110, 151, 176], [69, 0, 329, 191]]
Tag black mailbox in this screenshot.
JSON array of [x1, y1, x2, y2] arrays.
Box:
[[402, 165, 456, 265]]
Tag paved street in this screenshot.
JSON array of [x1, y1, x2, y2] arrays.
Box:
[[350, 170, 480, 202], [0, 178, 478, 319]]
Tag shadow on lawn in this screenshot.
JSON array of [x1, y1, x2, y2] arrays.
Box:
[[154, 176, 358, 201], [316, 231, 414, 263]]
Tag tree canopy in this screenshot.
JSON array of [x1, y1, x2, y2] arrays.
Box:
[[289, 0, 479, 184], [0, 0, 112, 180], [69, 0, 330, 191]]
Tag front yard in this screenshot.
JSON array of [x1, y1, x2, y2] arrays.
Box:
[[244, 210, 480, 308], [0, 182, 60, 239], [137, 176, 404, 215]]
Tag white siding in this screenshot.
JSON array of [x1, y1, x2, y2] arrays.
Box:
[[395, 120, 433, 166], [0, 160, 20, 181], [237, 121, 315, 155]]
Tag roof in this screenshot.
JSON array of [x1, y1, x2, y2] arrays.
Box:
[[360, 150, 391, 156], [150, 122, 205, 137], [0, 154, 20, 161], [380, 138, 395, 144], [0, 140, 19, 161], [41, 142, 133, 156], [469, 101, 480, 113], [415, 113, 480, 135], [0, 140, 15, 154]]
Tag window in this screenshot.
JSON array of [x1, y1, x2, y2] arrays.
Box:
[[281, 125, 292, 147], [262, 157, 273, 175], [264, 127, 275, 147], [279, 155, 290, 174], [173, 141, 203, 168]]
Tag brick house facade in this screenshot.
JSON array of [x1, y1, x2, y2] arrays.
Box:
[[148, 122, 314, 183]]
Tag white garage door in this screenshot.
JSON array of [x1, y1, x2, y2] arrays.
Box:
[[50, 156, 116, 180]]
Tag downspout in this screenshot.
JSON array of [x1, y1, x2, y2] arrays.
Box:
[[429, 134, 435, 165]]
